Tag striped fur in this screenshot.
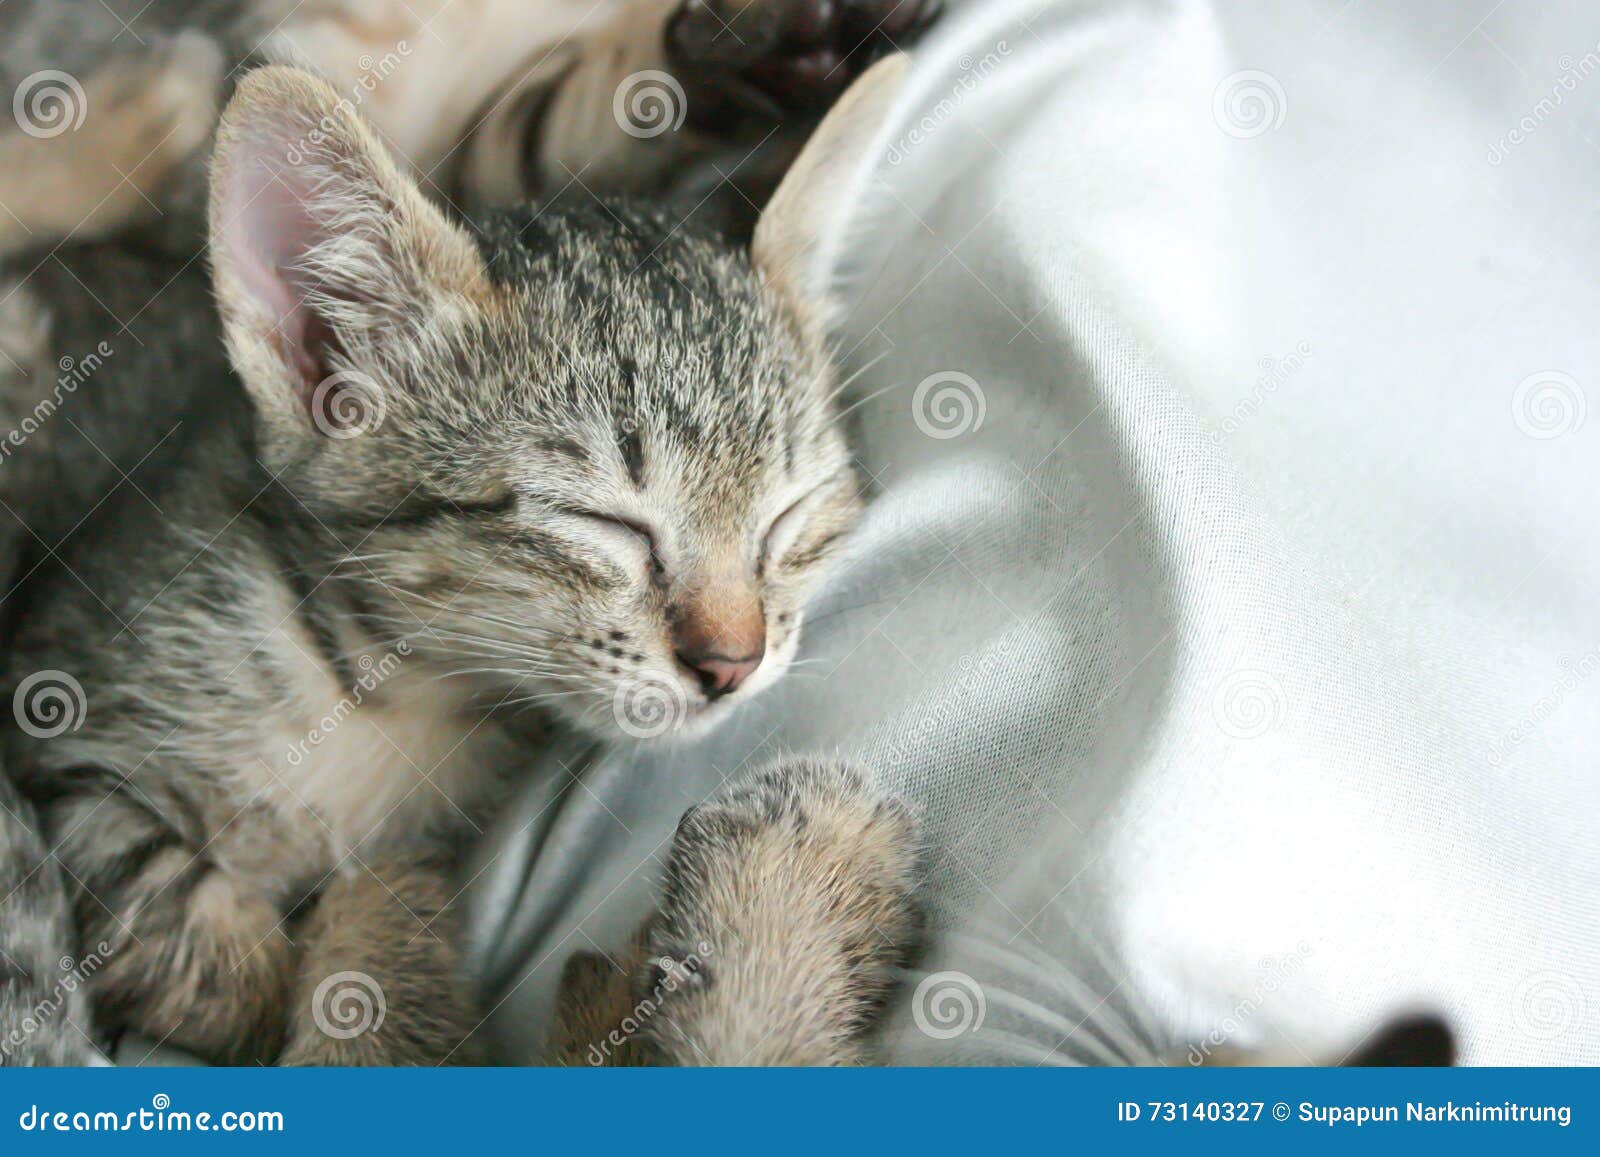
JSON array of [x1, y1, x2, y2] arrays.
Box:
[[0, 56, 899, 1064]]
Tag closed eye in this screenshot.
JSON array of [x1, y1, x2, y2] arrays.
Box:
[[368, 490, 515, 530], [453, 492, 518, 517], [758, 480, 837, 573], [552, 506, 666, 583], [557, 507, 657, 550]]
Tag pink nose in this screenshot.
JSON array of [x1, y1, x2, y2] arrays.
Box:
[[677, 649, 762, 699]]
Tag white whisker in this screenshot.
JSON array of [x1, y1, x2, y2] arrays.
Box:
[[824, 347, 893, 407]]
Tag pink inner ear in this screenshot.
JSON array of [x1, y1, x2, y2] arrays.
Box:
[[218, 136, 328, 405]]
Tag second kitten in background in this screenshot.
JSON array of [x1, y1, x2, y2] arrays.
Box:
[[0, 0, 939, 261]]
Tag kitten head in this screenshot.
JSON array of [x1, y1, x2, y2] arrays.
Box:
[[208, 59, 904, 739]]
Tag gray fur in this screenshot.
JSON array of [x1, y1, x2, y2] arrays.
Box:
[[0, 763, 100, 1065], [0, 62, 868, 1064]]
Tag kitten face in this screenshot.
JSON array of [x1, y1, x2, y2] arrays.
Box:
[[315, 204, 862, 738], [209, 61, 902, 741]]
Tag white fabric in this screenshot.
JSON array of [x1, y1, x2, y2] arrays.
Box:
[[471, 0, 1600, 1065]]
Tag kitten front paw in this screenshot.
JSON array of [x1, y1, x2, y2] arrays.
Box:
[[640, 758, 922, 1065], [666, 0, 940, 129]]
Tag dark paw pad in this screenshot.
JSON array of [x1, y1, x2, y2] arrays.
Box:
[[667, 0, 941, 129]]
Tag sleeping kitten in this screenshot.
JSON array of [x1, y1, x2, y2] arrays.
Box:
[[0, 0, 938, 608], [0, 56, 903, 1064]]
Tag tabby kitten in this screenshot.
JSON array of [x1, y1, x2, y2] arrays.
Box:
[[0, 57, 905, 1064]]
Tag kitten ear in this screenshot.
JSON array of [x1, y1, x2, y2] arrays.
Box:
[[752, 54, 907, 324], [208, 66, 489, 450]]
